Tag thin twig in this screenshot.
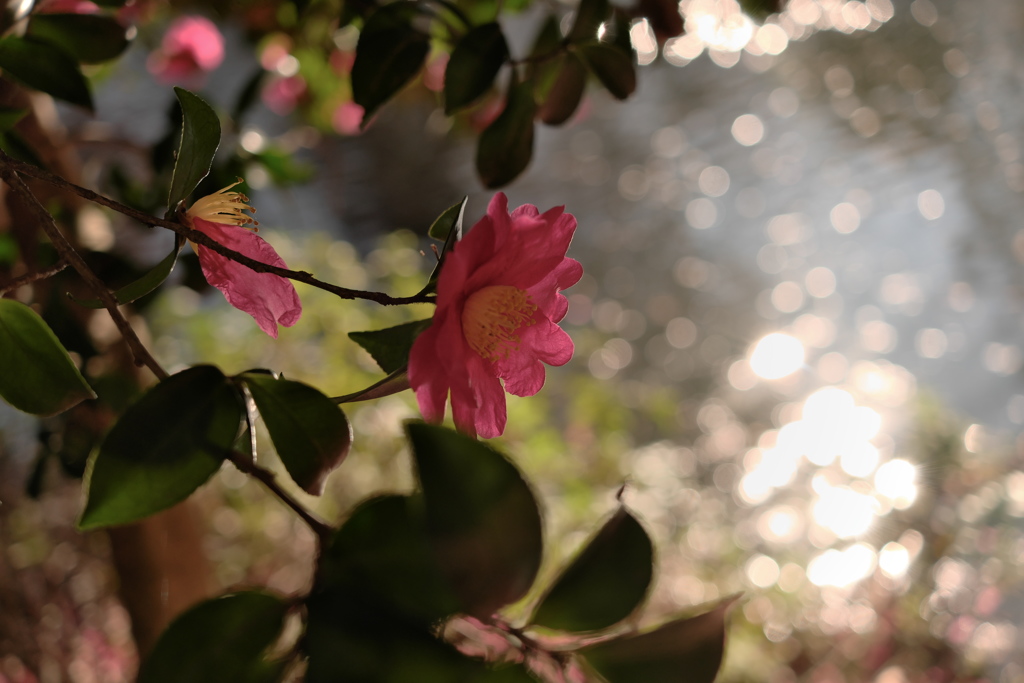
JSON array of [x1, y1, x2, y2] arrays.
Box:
[[0, 159, 169, 380], [226, 449, 334, 545], [0, 259, 67, 296], [0, 152, 436, 307]]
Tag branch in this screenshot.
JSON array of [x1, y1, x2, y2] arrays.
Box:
[[0, 152, 437, 307], [0, 259, 68, 296], [0, 159, 169, 380], [225, 449, 334, 545]]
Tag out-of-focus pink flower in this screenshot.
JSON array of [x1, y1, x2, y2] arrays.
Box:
[[184, 182, 302, 338], [36, 0, 100, 14], [329, 49, 355, 76], [262, 75, 306, 115], [332, 101, 365, 135], [408, 193, 582, 438], [423, 53, 448, 93], [147, 16, 224, 85]]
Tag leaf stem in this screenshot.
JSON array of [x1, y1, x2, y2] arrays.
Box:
[[0, 157, 169, 380], [226, 449, 334, 545], [0, 152, 437, 307]]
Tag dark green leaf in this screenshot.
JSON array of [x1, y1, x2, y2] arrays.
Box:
[[241, 372, 352, 495], [0, 108, 26, 132], [320, 494, 461, 625], [79, 366, 242, 530], [530, 506, 653, 632], [444, 23, 509, 114], [476, 78, 536, 189], [27, 13, 130, 63], [349, 319, 432, 374], [332, 367, 411, 404], [70, 235, 184, 308], [428, 196, 467, 241], [138, 591, 288, 683], [0, 130, 44, 167], [568, 0, 610, 43], [578, 42, 636, 100], [351, 2, 430, 124], [739, 0, 785, 20], [0, 299, 95, 416], [0, 35, 92, 109], [407, 422, 543, 618], [579, 597, 737, 683], [537, 52, 587, 125], [167, 88, 221, 213]]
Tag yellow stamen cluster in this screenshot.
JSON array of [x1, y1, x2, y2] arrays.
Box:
[[461, 285, 537, 361], [185, 180, 259, 231]]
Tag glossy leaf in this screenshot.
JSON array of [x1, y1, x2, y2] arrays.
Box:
[[407, 422, 543, 618], [332, 367, 411, 404], [167, 88, 221, 212], [138, 591, 288, 683], [351, 2, 430, 124], [578, 42, 636, 100], [530, 506, 653, 632], [568, 0, 610, 43], [0, 36, 92, 109], [241, 372, 352, 495], [79, 366, 242, 530], [476, 78, 536, 189], [444, 23, 509, 114], [0, 299, 95, 416], [579, 598, 737, 683], [428, 196, 467, 241], [70, 235, 184, 308], [349, 319, 432, 374], [27, 13, 130, 63], [538, 52, 587, 125]]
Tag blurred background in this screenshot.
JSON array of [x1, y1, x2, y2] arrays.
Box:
[[3, 0, 1024, 680]]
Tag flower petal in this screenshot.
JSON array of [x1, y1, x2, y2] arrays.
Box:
[[192, 217, 302, 338]]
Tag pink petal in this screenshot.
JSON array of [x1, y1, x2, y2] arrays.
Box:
[[192, 217, 302, 338], [408, 324, 449, 423]]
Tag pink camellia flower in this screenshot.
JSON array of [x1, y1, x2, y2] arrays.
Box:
[[184, 182, 302, 338], [147, 15, 224, 84], [408, 193, 582, 438]]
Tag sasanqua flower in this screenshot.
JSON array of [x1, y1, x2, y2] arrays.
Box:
[[184, 182, 302, 338], [409, 193, 583, 438]]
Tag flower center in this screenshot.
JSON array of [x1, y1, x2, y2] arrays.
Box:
[[461, 285, 537, 361], [185, 180, 259, 231]]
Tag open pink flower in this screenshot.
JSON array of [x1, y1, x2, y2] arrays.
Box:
[[184, 182, 302, 338], [409, 193, 582, 438]]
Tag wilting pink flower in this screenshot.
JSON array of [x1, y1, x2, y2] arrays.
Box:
[[184, 182, 302, 338], [409, 193, 582, 438], [147, 15, 224, 84]]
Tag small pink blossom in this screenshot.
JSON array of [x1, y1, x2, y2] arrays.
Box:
[[36, 0, 100, 13], [409, 193, 582, 438], [262, 75, 306, 115], [147, 16, 224, 85], [332, 101, 365, 135], [185, 182, 302, 338]]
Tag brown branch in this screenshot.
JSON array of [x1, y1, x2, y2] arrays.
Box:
[[0, 158, 169, 380], [0, 259, 67, 296], [225, 449, 334, 545], [0, 152, 436, 307]]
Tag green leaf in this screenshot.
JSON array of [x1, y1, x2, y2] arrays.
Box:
[[167, 88, 221, 213], [739, 0, 784, 21], [0, 35, 92, 109], [579, 598, 737, 683], [349, 319, 432, 374], [0, 130, 44, 167], [444, 22, 509, 115], [577, 42, 636, 100], [476, 78, 536, 189], [70, 235, 184, 308], [27, 13, 130, 63], [428, 196, 467, 241], [351, 2, 430, 124], [537, 52, 587, 125], [332, 367, 411, 404], [241, 372, 352, 495], [79, 366, 242, 530], [530, 506, 653, 632], [0, 299, 95, 416], [138, 591, 288, 683], [568, 0, 610, 43], [0, 108, 26, 132], [407, 422, 543, 618]]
